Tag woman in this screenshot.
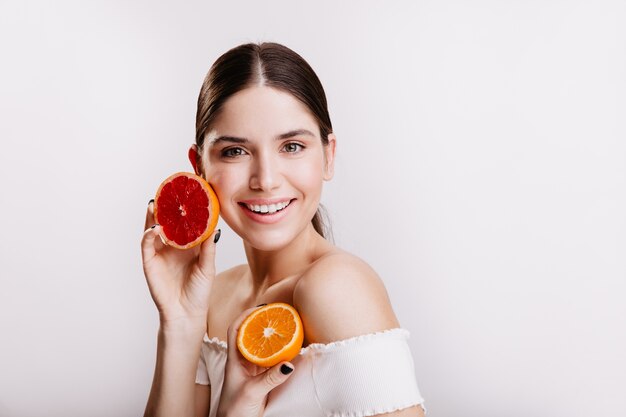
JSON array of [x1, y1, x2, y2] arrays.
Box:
[[141, 42, 426, 417]]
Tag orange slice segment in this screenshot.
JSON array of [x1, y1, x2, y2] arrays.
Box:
[[237, 303, 304, 368]]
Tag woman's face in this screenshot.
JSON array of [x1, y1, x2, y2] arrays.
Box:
[[193, 86, 335, 251]]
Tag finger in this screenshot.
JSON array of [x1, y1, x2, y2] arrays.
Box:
[[196, 228, 220, 280], [141, 224, 162, 264], [249, 361, 295, 397], [144, 200, 167, 251], [144, 199, 156, 231]]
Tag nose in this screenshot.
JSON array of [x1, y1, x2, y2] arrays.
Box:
[[249, 152, 282, 191]]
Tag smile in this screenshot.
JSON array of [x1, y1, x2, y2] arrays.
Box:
[[242, 200, 292, 215]]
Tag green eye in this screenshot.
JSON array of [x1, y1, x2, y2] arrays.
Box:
[[283, 143, 304, 153]]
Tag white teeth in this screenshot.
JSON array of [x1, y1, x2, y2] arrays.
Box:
[[245, 200, 291, 214]]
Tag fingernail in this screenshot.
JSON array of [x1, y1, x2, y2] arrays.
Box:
[[280, 364, 293, 375], [150, 223, 159, 229], [148, 199, 154, 206], [256, 303, 267, 307], [213, 229, 221, 243]]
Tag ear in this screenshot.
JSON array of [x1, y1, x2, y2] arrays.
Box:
[[188, 144, 202, 176], [323, 134, 336, 181]]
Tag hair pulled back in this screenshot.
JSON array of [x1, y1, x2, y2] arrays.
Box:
[[195, 42, 333, 239]]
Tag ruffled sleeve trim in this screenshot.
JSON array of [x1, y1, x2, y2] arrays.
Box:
[[202, 333, 228, 350], [201, 327, 410, 355], [300, 328, 410, 354]]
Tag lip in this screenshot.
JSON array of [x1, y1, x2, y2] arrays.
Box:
[[238, 199, 295, 224], [239, 198, 294, 205]]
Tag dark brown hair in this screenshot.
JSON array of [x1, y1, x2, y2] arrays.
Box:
[[195, 42, 333, 239]]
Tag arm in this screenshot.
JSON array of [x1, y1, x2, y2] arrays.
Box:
[[141, 201, 217, 417], [294, 252, 425, 417], [143, 319, 206, 417]]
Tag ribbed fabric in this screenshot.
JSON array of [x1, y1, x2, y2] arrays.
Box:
[[196, 328, 425, 417]]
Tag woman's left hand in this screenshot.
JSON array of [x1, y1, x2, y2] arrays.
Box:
[[216, 307, 295, 417]]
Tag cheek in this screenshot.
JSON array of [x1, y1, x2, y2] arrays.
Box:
[[206, 168, 245, 203], [289, 160, 325, 195]]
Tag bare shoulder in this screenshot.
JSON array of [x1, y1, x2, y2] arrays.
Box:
[[293, 250, 400, 345]]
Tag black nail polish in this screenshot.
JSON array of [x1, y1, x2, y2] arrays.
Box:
[[148, 199, 154, 205], [150, 224, 159, 229], [280, 364, 293, 375], [256, 303, 267, 307], [213, 229, 221, 243]]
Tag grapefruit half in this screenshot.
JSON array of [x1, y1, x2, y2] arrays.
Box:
[[153, 172, 220, 249]]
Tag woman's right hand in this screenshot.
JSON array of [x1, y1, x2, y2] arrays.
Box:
[[141, 199, 220, 325]]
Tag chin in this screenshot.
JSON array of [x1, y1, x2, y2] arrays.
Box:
[[244, 230, 297, 252], [235, 221, 311, 252]]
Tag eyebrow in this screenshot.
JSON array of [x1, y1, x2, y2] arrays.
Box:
[[209, 129, 316, 146], [278, 129, 316, 140]]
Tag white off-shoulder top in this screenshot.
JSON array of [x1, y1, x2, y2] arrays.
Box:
[[196, 328, 425, 417]]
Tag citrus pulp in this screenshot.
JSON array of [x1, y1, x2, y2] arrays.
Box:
[[153, 172, 219, 249]]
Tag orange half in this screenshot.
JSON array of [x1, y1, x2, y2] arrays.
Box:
[[237, 303, 304, 368]]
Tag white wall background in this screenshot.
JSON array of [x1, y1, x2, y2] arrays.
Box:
[[1, 1, 624, 416]]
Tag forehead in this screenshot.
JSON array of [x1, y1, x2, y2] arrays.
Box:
[[210, 86, 320, 140]]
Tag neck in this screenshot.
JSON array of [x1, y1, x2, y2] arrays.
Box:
[[243, 223, 329, 293]]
